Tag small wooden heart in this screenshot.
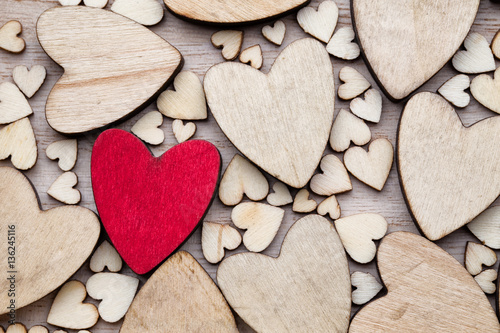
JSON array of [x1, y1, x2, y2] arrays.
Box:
[[46, 139, 77, 172], [350, 89, 382, 123], [338, 66, 371, 100], [0, 21, 25, 53], [465, 242, 497, 276], [326, 27, 360, 60], [0, 82, 32, 125], [172, 119, 196, 143], [310, 154, 352, 196], [131, 111, 164, 145], [89, 240, 123, 273], [351, 271, 383, 305], [467, 206, 500, 249], [317, 195, 341, 220], [12, 65, 46, 98], [262, 20, 286, 46], [452, 33, 495, 74], [297, 0, 338, 43], [239, 45, 263, 69], [330, 109, 371, 152], [47, 171, 81, 205], [266, 181, 292, 207], [211, 30, 243, 61], [438, 74, 470, 109], [474, 269, 497, 294], [0, 118, 37, 170], [471, 67, 500, 114], [292, 189, 317, 213], [202, 222, 241, 264]]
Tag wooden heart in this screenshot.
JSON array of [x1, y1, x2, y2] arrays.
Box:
[[350, 232, 500, 332], [89, 240, 123, 273], [202, 222, 241, 264], [91, 129, 220, 274], [46, 139, 78, 172], [0, 118, 37, 170], [352, 0, 479, 101], [467, 206, 500, 249], [12, 65, 47, 99], [0, 21, 25, 54], [121, 251, 238, 332], [0, 82, 32, 125], [37, 6, 182, 134], [205, 38, 335, 188], [217, 214, 351, 332], [398, 92, 500, 240], [110, 0, 164, 26], [0, 167, 100, 314], [163, 0, 308, 25]]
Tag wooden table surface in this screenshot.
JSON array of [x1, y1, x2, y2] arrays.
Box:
[[0, 0, 499, 331]]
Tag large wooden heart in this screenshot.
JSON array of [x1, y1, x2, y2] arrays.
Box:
[[217, 215, 351, 332], [37, 6, 182, 135], [398, 92, 500, 240], [91, 129, 220, 274], [0, 167, 100, 314], [350, 232, 499, 332], [205, 38, 335, 188], [163, 0, 309, 25], [352, 0, 479, 101]]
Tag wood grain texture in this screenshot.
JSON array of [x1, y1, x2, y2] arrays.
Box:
[[352, 0, 480, 101], [0, 117, 37, 170], [329, 109, 371, 152], [452, 32, 496, 74], [130, 111, 164, 145], [0, 167, 100, 315], [121, 251, 238, 333], [205, 38, 334, 188], [12, 65, 46, 98], [47, 171, 80, 205], [0, 21, 25, 53], [45, 139, 77, 171], [465, 242, 497, 276], [398, 92, 500, 240], [297, 0, 338, 43], [217, 214, 351, 333], [438, 74, 470, 109], [351, 271, 382, 305], [37, 6, 182, 134], [110, 0, 164, 26], [0, 82, 32, 124], [262, 21, 286, 46], [349, 232, 500, 332], [202, 222, 242, 264], [471, 66, 500, 114], [467, 206, 500, 249]]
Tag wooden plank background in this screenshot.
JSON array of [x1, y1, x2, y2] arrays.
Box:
[[0, 0, 499, 331]]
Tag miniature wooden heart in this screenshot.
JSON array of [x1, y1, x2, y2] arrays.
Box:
[[91, 129, 220, 274], [338, 66, 371, 100], [438, 74, 470, 108], [130, 111, 164, 145], [12, 65, 46, 98], [0, 167, 100, 314], [398, 92, 500, 240], [172, 119, 196, 143], [352, 0, 479, 100], [239, 45, 263, 69], [121, 251, 238, 332], [0, 118, 37, 170], [266, 181, 292, 207], [351, 271, 382, 305], [163, 0, 308, 25], [349, 232, 500, 332], [329, 109, 371, 152], [297, 0, 338, 43], [46, 139, 77, 171], [467, 206, 500, 249], [211, 30, 243, 61], [217, 215, 351, 332], [465, 242, 497, 276], [475, 269, 497, 294], [452, 33, 495, 74], [0, 21, 25, 53], [292, 189, 317, 213], [471, 67, 500, 114], [47, 171, 81, 205], [310, 154, 352, 196], [205, 38, 335, 188], [202, 222, 242, 264], [89, 240, 123, 273], [317, 195, 341, 220], [0, 82, 32, 125], [350, 89, 382, 123], [262, 21, 286, 46], [326, 27, 359, 60], [37, 6, 182, 134]]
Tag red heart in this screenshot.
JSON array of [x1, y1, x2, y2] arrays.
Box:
[[91, 129, 221, 274]]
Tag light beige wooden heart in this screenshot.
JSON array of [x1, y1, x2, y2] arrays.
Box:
[[90, 240, 122, 273], [37, 6, 182, 135], [492, 30, 500, 59], [0, 21, 25, 53], [452, 33, 495, 74], [205, 38, 335, 188], [330, 109, 371, 152], [471, 67, 500, 114], [219, 154, 269, 206], [334, 213, 387, 264], [111, 0, 164, 26], [12, 65, 46, 99], [352, 0, 479, 101], [172, 119, 196, 143], [47, 171, 81, 205], [297, 0, 338, 43], [0, 82, 32, 125], [47, 280, 99, 329], [0, 118, 37, 170], [350, 88, 382, 123], [163, 0, 308, 25], [317, 195, 340, 220], [262, 21, 285, 46], [0, 167, 100, 315], [202, 222, 242, 264], [292, 189, 317, 213], [86, 272, 139, 323], [398, 92, 500, 240], [27, 326, 48, 333], [211, 30, 243, 61], [467, 206, 500, 249], [157, 71, 207, 120], [46, 139, 77, 172], [267, 181, 292, 207], [239, 45, 263, 70], [217, 214, 351, 332], [83, 0, 108, 8], [310, 154, 352, 196], [350, 231, 500, 332], [232, 202, 284, 252], [130, 111, 164, 145], [326, 27, 359, 60], [475, 269, 497, 294], [121, 251, 238, 332], [438, 74, 470, 108], [351, 271, 383, 305], [5, 324, 49, 333], [344, 138, 394, 191], [465, 242, 497, 276], [338, 66, 371, 100]]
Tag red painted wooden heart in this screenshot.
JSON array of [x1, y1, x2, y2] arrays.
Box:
[[91, 129, 221, 274]]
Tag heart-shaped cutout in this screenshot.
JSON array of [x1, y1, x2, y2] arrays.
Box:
[[12, 65, 47, 99], [471, 67, 500, 114], [351, 271, 383, 305], [172, 119, 196, 143], [86, 272, 139, 323], [47, 280, 99, 329], [317, 195, 341, 220], [474, 269, 497, 294], [310, 154, 352, 196], [89, 240, 123, 273], [452, 33, 495, 74], [438, 74, 470, 108], [205, 38, 335, 188], [398, 92, 500, 240], [130, 111, 164, 145], [202, 222, 242, 264], [163, 0, 308, 25], [266, 181, 292, 206], [46, 139, 77, 171], [350, 232, 500, 332], [211, 30, 243, 61], [0, 21, 25, 53], [0, 167, 100, 314], [47, 171, 81, 205], [338, 66, 371, 100], [121, 251, 238, 332], [297, 0, 338, 43], [292, 189, 317, 213], [467, 206, 500, 249], [0, 118, 37, 170], [232, 202, 284, 252], [219, 154, 269, 206], [37, 6, 182, 134], [111, 0, 164, 26], [239, 45, 263, 69], [326, 27, 360, 60], [91, 129, 220, 274], [465, 242, 497, 276], [352, 0, 479, 100], [0, 82, 32, 125], [262, 20, 286, 46], [217, 214, 351, 332], [330, 109, 371, 152], [350, 89, 382, 123]]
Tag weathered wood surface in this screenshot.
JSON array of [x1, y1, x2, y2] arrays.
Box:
[[0, 0, 499, 331]]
